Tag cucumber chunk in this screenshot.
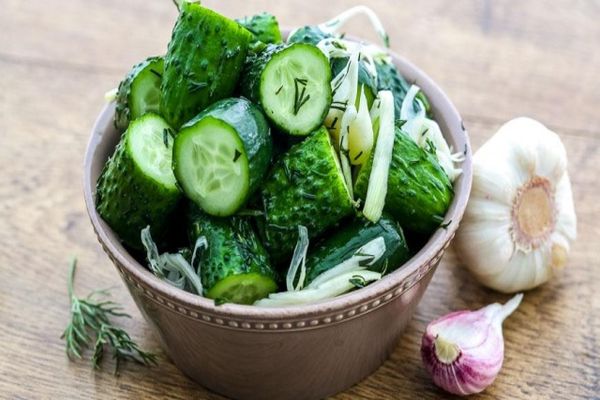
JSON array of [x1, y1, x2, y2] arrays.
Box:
[[241, 43, 332, 136], [260, 127, 354, 262], [114, 56, 163, 130], [236, 12, 282, 45], [354, 126, 453, 234], [173, 98, 272, 217], [161, 2, 252, 128], [287, 25, 331, 45], [96, 113, 180, 249], [189, 209, 278, 305], [207, 273, 278, 305], [305, 216, 410, 284]]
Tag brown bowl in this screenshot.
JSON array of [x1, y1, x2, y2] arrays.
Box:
[[84, 44, 472, 399]]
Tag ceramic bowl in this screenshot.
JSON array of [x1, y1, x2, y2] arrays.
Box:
[[84, 43, 472, 400]]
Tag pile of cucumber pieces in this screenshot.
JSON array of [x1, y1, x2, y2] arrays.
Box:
[[97, 3, 459, 307]]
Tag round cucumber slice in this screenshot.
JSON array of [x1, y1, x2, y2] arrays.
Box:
[[174, 117, 249, 216], [206, 273, 278, 305], [259, 43, 332, 136], [115, 57, 163, 131], [127, 113, 177, 189], [129, 61, 162, 119]]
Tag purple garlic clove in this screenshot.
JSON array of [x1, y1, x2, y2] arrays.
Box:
[[421, 294, 523, 396]]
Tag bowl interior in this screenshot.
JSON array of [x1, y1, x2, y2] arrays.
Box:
[[84, 42, 472, 321]]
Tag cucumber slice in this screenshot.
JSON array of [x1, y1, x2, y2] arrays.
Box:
[[241, 43, 332, 136], [174, 98, 272, 217], [96, 113, 180, 249], [189, 209, 278, 305], [207, 273, 278, 305], [114, 56, 163, 130]]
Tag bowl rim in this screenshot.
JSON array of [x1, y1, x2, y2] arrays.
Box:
[[84, 45, 472, 322]]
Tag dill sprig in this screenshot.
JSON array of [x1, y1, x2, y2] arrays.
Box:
[[61, 258, 157, 374], [293, 77, 311, 115]]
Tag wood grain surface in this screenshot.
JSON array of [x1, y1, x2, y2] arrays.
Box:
[[0, 0, 598, 399]]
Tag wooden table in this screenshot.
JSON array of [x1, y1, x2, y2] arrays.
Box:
[[1, 0, 598, 398]]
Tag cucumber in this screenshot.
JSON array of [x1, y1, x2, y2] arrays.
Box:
[[161, 2, 252, 128], [287, 26, 331, 45], [260, 127, 354, 262], [188, 209, 278, 304], [236, 12, 282, 45], [375, 58, 431, 119], [354, 126, 453, 234], [173, 98, 272, 217], [96, 113, 180, 249], [304, 216, 410, 284], [240, 43, 332, 136], [114, 56, 164, 131]]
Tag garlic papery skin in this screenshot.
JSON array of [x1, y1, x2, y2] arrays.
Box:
[[421, 294, 523, 396], [455, 117, 577, 293]]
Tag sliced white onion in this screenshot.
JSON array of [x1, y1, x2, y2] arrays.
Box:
[[362, 90, 395, 222], [318, 5, 389, 48], [141, 226, 205, 295], [254, 271, 382, 307], [400, 84, 464, 181], [255, 237, 386, 307], [285, 225, 310, 291], [325, 50, 359, 144], [348, 87, 375, 165]]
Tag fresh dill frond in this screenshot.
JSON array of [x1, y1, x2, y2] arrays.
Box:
[[61, 258, 157, 375]]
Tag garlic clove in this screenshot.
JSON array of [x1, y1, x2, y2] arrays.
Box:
[[421, 294, 523, 396]]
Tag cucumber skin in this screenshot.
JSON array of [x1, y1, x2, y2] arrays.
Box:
[[239, 43, 332, 136], [114, 56, 163, 131], [177, 97, 273, 201], [354, 127, 453, 235], [260, 127, 354, 263], [188, 208, 278, 293], [96, 115, 181, 250], [236, 12, 282, 45], [161, 2, 252, 128], [375, 59, 431, 119], [287, 26, 331, 45], [305, 216, 410, 284], [239, 43, 281, 107]]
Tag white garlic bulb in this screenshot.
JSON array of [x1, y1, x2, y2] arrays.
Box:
[[455, 117, 577, 293]]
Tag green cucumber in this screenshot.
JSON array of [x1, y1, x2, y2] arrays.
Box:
[[96, 113, 180, 249], [287, 26, 331, 45], [189, 209, 277, 304], [304, 216, 410, 284], [354, 126, 453, 234], [161, 2, 252, 128], [260, 127, 354, 262], [240, 43, 332, 136], [236, 12, 282, 45], [114, 56, 164, 131], [375, 58, 431, 119], [173, 98, 272, 217]]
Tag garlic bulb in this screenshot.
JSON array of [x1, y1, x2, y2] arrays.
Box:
[[421, 294, 523, 396], [455, 117, 577, 293]]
